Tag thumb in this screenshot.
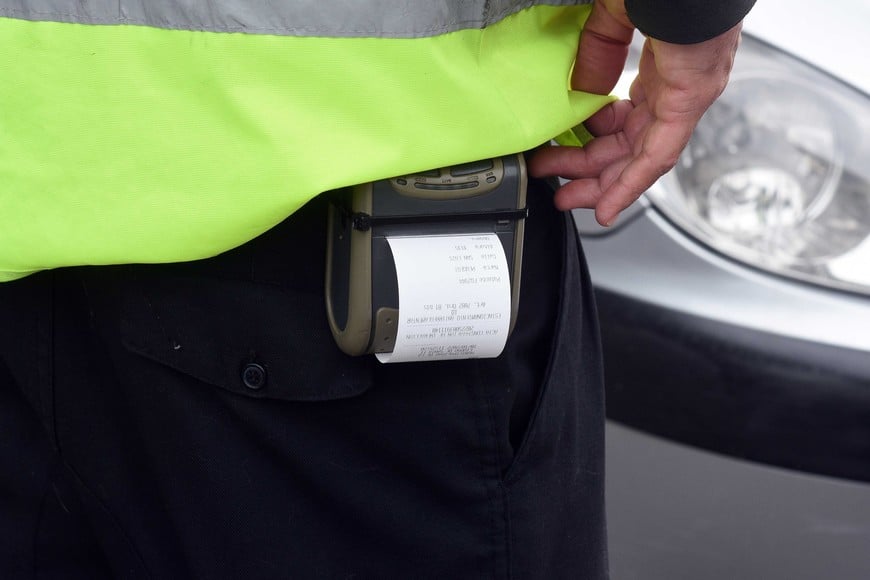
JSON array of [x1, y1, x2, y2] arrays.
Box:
[[572, 0, 634, 94]]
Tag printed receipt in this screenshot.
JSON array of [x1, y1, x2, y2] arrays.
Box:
[[376, 234, 511, 364]]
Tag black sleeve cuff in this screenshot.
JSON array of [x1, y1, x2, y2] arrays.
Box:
[[624, 0, 757, 44]]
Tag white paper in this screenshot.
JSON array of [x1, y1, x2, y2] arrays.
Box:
[[376, 234, 512, 364]]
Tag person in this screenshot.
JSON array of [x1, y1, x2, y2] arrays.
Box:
[[0, 0, 753, 577]]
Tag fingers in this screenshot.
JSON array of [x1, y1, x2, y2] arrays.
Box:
[[551, 179, 605, 212], [551, 156, 631, 213], [532, 109, 694, 226], [528, 97, 635, 180], [586, 28, 744, 224], [592, 160, 663, 226], [528, 129, 632, 181], [539, 11, 745, 225], [594, 117, 694, 225], [584, 98, 634, 137]]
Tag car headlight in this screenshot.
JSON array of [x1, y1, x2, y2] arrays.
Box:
[[649, 35, 870, 294]]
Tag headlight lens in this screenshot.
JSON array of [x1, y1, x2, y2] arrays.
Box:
[[649, 35, 870, 294]]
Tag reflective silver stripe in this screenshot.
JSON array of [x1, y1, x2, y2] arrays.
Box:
[[0, 0, 591, 37]]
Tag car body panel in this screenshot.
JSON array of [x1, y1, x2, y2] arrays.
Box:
[[577, 208, 870, 352]]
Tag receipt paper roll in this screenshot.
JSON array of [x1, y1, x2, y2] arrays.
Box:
[[376, 233, 512, 364]]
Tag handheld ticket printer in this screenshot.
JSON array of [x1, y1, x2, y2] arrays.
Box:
[[326, 154, 527, 358]]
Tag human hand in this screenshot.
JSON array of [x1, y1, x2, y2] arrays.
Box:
[[529, 0, 742, 226]]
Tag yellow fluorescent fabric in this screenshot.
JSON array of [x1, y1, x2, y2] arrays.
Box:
[[0, 5, 610, 281]]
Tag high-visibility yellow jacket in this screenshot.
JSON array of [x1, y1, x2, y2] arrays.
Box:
[[0, 1, 612, 281]]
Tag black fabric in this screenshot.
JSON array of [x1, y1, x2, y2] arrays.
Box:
[[625, 0, 757, 44], [0, 323, 113, 579], [0, 179, 607, 579]]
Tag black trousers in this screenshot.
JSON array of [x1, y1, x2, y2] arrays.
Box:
[[0, 180, 607, 579]]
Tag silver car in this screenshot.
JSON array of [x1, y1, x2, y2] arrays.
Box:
[[575, 1, 870, 578]]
